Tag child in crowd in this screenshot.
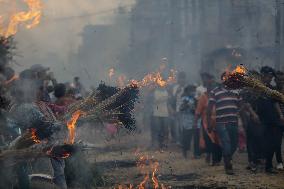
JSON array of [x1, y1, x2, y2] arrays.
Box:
[[179, 85, 200, 158]]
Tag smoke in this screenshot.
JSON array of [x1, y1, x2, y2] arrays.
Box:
[[0, 0, 135, 86]]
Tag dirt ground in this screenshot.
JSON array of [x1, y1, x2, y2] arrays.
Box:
[[83, 129, 284, 189]]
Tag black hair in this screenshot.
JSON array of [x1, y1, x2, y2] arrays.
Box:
[[54, 83, 66, 98], [260, 66, 275, 76], [183, 85, 196, 96], [19, 69, 34, 79], [200, 72, 214, 80]]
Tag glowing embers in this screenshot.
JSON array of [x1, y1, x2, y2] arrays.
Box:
[[30, 128, 41, 144], [46, 144, 74, 159], [0, 0, 42, 37]]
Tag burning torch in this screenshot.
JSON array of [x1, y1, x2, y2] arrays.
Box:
[[223, 65, 284, 103]]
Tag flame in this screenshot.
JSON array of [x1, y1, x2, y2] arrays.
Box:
[[30, 128, 40, 143], [66, 110, 84, 144], [151, 161, 159, 189], [46, 146, 71, 159], [61, 152, 71, 159], [223, 65, 247, 81], [0, 0, 42, 38], [116, 154, 169, 189], [233, 65, 246, 74], [131, 69, 176, 88], [138, 173, 149, 189], [4, 74, 18, 85]]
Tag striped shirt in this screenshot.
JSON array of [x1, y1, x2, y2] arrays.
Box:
[[209, 86, 241, 123]]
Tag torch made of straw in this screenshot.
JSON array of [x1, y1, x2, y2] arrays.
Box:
[[223, 69, 284, 104]]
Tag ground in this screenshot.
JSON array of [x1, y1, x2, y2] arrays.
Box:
[[82, 128, 284, 189]]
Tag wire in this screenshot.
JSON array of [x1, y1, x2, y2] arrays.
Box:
[[43, 4, 133, 23]]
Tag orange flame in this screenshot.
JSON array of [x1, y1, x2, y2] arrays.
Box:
[[4, 74, 19, 85], [232, 65, 246, 74], [223, 65, 247, 81], [46, 146, 71, 159], [0, 0, 42, 38], [61, 152, 71, 159], [66, 110, 84, 144], [30, 128, 40, 143], [151, 161, 159, 189], [131, 69, 176, 88], [116, 154, 169, 189]]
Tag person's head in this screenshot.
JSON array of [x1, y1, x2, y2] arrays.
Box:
[[183, 84, 196, 97], [54, 83, 66, 98], [260, 66, 275, 85], [74, 76, 80, 83], [30, 64, 49, 80], [200, 72, 214, 88], [19, 69, 34, 80], [11, 79, 37, 103], [177, 71, 186, 86]]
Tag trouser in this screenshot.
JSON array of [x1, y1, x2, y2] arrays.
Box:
[[275, 129, 283, 164], [182, 128, 200, 156], [246, 123, 265, 164], [51, 158, 67, 189], [246, 129, 259, 164], [169, 117, 177, 142], [264, 126, 283, 169], [203, 128, 222, 163], [16, 162, 30, 189], [175, 113, 183, 144], [151, 116, 169, 149], [216, 122, 238, 168]]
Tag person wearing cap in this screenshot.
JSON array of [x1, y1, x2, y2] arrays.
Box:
[[30, 64, 57, 102], [72, 76, 86, 99], [254, 66, 284, 174]]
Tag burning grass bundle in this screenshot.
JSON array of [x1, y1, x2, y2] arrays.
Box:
[[65, 83, 139, 131], [0, 36, 14, 67], [10, 121, 61, 150], [0, 144, 76, 167], [1, 83, 138, 163], [223, 65, 284, 103]]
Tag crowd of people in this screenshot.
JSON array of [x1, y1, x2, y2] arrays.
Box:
[[0, 64, 87, 189], [1, 61, 284, 188], [143, 65, 284, 175]]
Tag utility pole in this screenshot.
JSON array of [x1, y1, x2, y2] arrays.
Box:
[[275, 0, 283, 70]]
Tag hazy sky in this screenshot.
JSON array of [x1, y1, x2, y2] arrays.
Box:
[[1, 0, 135, 82]]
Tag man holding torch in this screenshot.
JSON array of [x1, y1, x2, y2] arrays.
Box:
[[207, 72, 242, 175]]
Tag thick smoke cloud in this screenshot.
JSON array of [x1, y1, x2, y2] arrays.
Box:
[[0, 0, 135, 86]]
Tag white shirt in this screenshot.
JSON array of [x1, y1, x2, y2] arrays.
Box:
[[153, 89, 169, 117]]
